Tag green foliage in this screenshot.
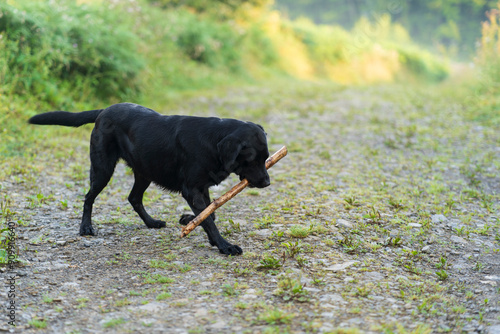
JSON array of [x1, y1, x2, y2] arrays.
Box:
[[258, 254, 282, 270], [148, 0, 270, 20], [276, 0, 496, 56], [435, 270, 449, 281], [396, 45, 450, 82], [0, 0, 143, 103], [28, 318, 47, 329], [281, 13, 449, 83], [274, 276, 309, 302], [0, 227, 14, 265], [289, 18, 350, 64], [169, 10, 242, 70], [289, 225, 310, 238], [258, 308, 294, 325]]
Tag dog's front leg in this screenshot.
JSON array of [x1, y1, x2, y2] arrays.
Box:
[[181, 187, 242, 255]]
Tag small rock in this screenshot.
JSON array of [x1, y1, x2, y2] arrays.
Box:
[[255, 229, 272, 237], [56, 240, 67, 246], [488, 325, 500, 334], [141, 318, 156, 327], [321, 312, 335, 319], [337, 219, 354, 228], [194, 308, 208, 317], [421, 245, 431, 253], [431, 214, 448, 224], [325, 261, 358, 272], [319, 294, 345, 303], [451, 236, 467, 244], [408, 223, 422, 228], [320, 303, 335, 309], [479, 280, 497, 287], [364, 271, 384, 280], [210, 320, 227, 329], [137, 302, 167, 312]]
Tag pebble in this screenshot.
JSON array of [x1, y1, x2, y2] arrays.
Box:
[[319, 294, 345, 303], [194, 308, 208, 317], [488, 325, 500, 334], [450, 236, 467, 244], [408, 223, 422, 228], [364, 271, 384, 280], [321, 312, 335, 319], [136, 302, 167, 312], [325, 261, 359, 272], [320, 303, 335, 309], [210, 320, 227, 329], [431, 214, 448, 224], [421, 245, 431, 253], [255, 229, 272, 237], [337, 219, 354, 228]]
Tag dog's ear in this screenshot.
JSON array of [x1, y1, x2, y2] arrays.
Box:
[[218, 135, 243, 172]]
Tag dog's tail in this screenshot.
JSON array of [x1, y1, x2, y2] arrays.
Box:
[[28, 109, 103, 127]]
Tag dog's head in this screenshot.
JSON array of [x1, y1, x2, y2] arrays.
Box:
[[218, 122, 270, 188]]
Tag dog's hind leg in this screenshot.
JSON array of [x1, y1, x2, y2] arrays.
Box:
[[80, 140, 119, 236], [128, 173, 166, 229]]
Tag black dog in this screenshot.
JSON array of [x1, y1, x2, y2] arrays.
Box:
[[29, 103, 270, 255]]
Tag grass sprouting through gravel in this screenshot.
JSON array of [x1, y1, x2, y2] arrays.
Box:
[[1, 82, 499, 333]]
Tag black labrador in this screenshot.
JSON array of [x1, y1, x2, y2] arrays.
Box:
[[29, 103, 270, 255]]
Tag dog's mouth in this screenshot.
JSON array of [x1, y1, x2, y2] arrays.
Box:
[[240, 175, 270, 188]]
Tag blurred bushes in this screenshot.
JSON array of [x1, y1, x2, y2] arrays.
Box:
[[265, 13, 449, 84], [0, 0, 450, 107], [169, 11, 242, 70], [0, 0, 143, 104], [476, 5, 500, 90], [468, 3, 500, 125], [396, 45, 449, 82]]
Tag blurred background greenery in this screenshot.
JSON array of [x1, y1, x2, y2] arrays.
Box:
[[1, 0, 499, 156]]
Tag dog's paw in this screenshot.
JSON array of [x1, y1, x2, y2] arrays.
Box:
[[179, 214, 195, 226], [219, 244, 243, 256], [79, 225, 97, 236], [145, 219, 166, 229]]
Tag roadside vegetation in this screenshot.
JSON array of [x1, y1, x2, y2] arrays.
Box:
[[1, 0, 450, 159]]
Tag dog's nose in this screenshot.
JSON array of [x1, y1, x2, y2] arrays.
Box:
[[258, 177, 270, 188]]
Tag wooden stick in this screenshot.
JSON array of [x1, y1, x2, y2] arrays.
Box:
[[180, 146, 288, 238]]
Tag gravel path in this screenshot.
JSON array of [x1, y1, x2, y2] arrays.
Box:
[[1, 83, 499, 333]]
